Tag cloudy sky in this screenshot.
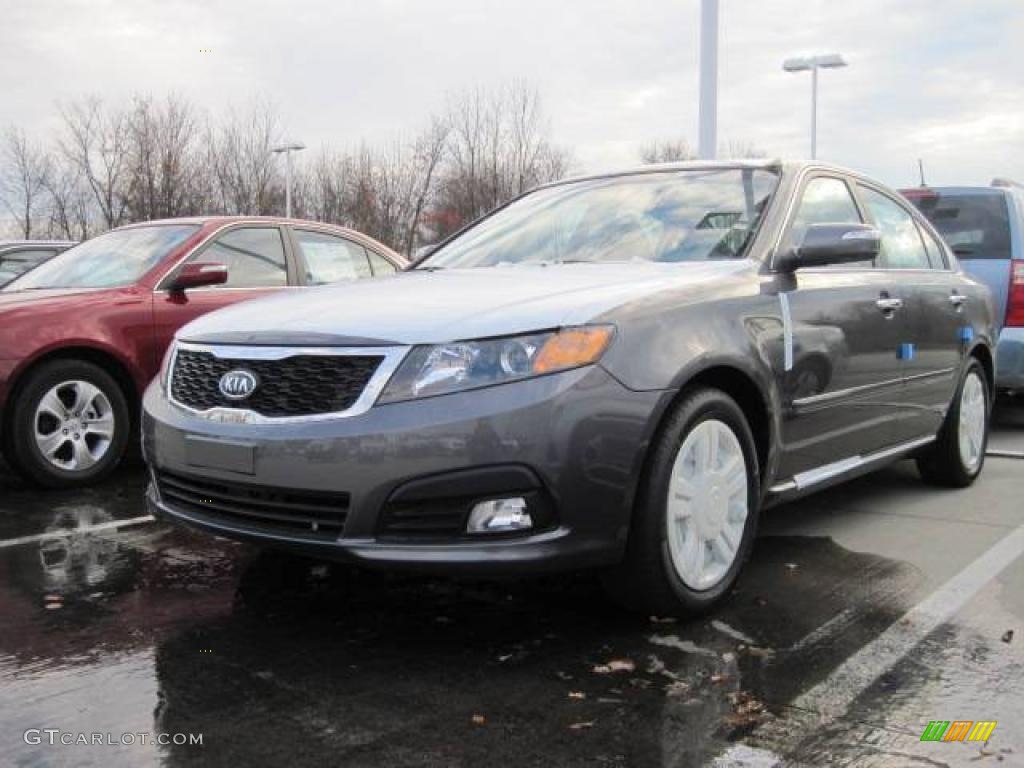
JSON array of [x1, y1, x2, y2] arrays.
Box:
[[3, 0, 1023, 187]]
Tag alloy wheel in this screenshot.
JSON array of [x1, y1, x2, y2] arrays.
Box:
[[33, 380, 116, 472]]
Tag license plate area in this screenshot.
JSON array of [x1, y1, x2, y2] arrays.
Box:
[[184, 435, 256, 475]]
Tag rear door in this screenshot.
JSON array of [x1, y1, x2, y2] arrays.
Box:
[[152, 224, 296, 368], [774, 174, 906, 479], [904, 188, 1014, 332], [858, 184, 963, 442]]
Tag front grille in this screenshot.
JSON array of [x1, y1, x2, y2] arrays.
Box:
[[171, 349, 383, 417], [156, 470, 349, 539]]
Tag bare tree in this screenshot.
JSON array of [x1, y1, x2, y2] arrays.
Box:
[[42, 164, 91, 240], [1, 128, 51, 238], [206, 100, 282, 215], [639, 138, 696, 164], [58, 97, 131, 229], [124, 94, 204, 220], [721, 139, 768, 159], [433, 82, 572, 240], [403, 117, 450, 254]]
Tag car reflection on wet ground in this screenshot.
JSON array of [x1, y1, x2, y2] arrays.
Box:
[[1, 402, 1023, 767]]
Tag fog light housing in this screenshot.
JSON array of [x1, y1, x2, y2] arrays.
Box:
[[467, 497, 533, 534]]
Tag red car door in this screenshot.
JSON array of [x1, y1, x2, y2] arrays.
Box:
[[151, 224, 297, 370]]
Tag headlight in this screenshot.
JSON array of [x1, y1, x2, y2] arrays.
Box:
[[378, 325, 615, 403], [159, 342, 178, 392]]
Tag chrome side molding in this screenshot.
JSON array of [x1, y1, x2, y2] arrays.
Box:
[[769, 435, 936, 495]]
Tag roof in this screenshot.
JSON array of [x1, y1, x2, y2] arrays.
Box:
[[112, 216, 404, 260], [538, 159, 883, 190]]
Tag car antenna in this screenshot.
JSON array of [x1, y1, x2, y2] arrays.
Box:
[[917, 158, 927, 188]]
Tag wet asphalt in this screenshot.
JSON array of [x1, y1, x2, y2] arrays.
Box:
[[1, 401, 1023, 768]]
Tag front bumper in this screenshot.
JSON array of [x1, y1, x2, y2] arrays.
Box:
[[142, 366, 662, 575], [996, 326, 1024, 391]]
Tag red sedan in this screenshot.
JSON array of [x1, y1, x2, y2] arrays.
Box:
[[0, 217, 405, 487]]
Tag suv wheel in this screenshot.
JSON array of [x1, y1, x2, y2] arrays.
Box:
[[917, 359, 989, 487], [603, 388, 760, 617], [7, 359, 130, 488]]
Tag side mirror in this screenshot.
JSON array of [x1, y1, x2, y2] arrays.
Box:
[[170, 262, 228, 291], [777, 223, 881, 272]]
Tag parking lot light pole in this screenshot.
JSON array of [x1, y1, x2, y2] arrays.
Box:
[[272, 141, 306, 218], [782, 53, 847, 159], [698, 0, 719, 160]]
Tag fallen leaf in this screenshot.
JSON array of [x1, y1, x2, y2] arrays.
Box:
[[471, 715, 486, 726], [664, 681, 690, 697], [568, 691, 586, 700], [568, 721, 595, 731], [710, 673, 730, 684], [607, 658, 635, 672], [1001, 629, 1014, 644]]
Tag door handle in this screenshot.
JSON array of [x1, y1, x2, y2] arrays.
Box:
[[949, 293, 967, 309], [876, 297, 903, 312]]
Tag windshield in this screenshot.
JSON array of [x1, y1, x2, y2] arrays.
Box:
[[421, 168, 779, 269], [5, 224, 200, 290], [907, 191, 1011, 260]]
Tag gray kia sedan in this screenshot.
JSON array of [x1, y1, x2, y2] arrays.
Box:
[[142, 161, 995, 615]]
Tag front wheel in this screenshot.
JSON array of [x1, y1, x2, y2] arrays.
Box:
[[916, 359, 989, 488], [602, 388, 760, 617], [6, 359, 130, 488]]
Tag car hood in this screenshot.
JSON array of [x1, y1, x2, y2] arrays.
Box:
[[178, 262, 754, 346], [0, 287, 120, 307]]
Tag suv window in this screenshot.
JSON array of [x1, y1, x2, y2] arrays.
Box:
[[858, 186, 931, 269], [784, 177, 864, 259], [906, 191, 1011, 260], [294, 230, 371, 284], [367, 250, 397, 275], [195, 227, 288, 287]]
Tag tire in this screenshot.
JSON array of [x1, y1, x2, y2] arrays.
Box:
[[916, 359, 989, 488], [8, 359, 131, 489], [602, 387, 761, 617]]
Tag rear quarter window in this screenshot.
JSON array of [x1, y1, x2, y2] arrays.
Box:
[[907, 192, 1011, 260]]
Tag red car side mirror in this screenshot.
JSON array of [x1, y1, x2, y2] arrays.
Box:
[[170, 262, 228, 291]]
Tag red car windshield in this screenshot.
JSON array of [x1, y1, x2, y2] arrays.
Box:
[[5, 224, 199, 290]]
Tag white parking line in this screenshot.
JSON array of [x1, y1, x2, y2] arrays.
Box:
[[0, 514, 156, 550], [791, 523, 1024, 718], [987, 448, 1024, 459], [715, 524, 1024, 765]]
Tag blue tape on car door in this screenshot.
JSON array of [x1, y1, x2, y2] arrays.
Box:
[[898, 342, 915, 360], [959, 326, 974, 342]]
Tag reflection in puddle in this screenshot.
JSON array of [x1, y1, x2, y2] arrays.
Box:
[[0, 515, 938, 768]]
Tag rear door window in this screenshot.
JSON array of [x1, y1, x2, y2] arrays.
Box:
[[905, 191, 1011, 260], [858, 186, 931, 270], [294, 230, 372, 284]]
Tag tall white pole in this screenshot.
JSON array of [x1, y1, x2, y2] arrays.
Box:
[[698, 0, 719, 160], [285, 150, 293, 218], [810, 64, 819, 160]]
